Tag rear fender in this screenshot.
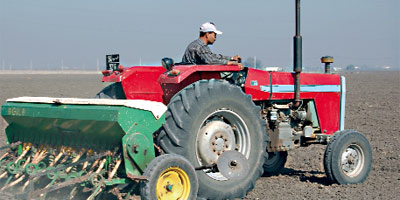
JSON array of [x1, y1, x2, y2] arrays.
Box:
[[158, 65, 241, 104], [102, 66, 166, 102]]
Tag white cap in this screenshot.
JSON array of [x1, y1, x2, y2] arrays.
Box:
[[200, 22, 223, 35]]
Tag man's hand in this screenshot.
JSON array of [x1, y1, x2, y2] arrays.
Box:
[[232, 55, 241, 61], [227, 61, 244, 70], [237, 63, 244, 70]]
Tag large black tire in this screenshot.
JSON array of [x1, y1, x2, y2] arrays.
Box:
[[94, 82, 126, 99], [140, 154, 198, 200], [324, 130, 372, 184], [263, 151, 288, 176], [158, 79, 267, 199]]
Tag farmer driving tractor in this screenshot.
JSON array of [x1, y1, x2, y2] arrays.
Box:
[[182, 22, 244, 69]]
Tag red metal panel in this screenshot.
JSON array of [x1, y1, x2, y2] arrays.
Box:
[[160, 71, 221, 105], [270, 72, 295, 85], [268, 72, 341, 135], [313, 92, 341, 135], [269, 72, 341, 86], [159, 65, 241, 84], [158, 64, 239, 104], [243, 68, 270, 101], [269, 72, 341, 99], [101, 71, 123, 82], [120, 66, 166, 102], [243, 70, 341, 134], [102, 65, 236, 104]]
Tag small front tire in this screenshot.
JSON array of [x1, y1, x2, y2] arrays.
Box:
[[323, 130, 372, 184], [140, 154, 198, 200]]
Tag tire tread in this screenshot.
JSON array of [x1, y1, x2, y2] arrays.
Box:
[[158, 79, 267, 199]]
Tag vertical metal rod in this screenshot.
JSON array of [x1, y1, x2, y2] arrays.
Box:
[[69, 187, 78, 200], [88, 158, 100, 172], [108, 159, 122, 181], [87, 186, 103, 200], [0, 152, 9, 161], [325, 63, 331, 73], [32, 147, 48, 164], [82, 161, 89, 171], [66, 150, 85, 173], [49, 151, 64, 167], [95, 159, 107, 174], [293, 0, 302, 107]]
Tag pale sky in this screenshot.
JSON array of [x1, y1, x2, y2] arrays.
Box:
[[0, 0, 399, 70]]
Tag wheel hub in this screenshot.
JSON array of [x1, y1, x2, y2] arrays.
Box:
[[341, 145, 364, 177], [156, 167, 190, 199], [214, 138, 226, 151], [217, 150, 249, 180], [198, 121, 235, 164]]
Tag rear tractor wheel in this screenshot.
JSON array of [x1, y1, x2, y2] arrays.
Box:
[[324, 130, 372, 184], [158, 79, 267, 199], [95, 82, 126, 99], [140, 154, 198, 200]]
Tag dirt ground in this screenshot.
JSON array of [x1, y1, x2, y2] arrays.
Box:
[[0, 71, 399, 199]]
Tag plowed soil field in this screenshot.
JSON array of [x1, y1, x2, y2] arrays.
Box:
[[0, 71, 399, 199]]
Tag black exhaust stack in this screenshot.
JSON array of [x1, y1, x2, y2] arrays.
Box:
[[293, 0, 302, 107]]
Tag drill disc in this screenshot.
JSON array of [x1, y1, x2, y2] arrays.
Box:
[[217, 150, 249, 180]]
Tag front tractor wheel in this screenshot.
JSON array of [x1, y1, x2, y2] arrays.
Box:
[[158, 79, 267, 199], [323, 130, 372, 184], [140, 154, 198, 200], [263, 151, 288, 176]]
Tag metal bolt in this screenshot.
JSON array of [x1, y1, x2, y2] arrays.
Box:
[[132, 144, 139, 154], [165, 183, 173, 191]]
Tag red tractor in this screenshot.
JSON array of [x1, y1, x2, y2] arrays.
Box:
[[96, 1, 372, 199]]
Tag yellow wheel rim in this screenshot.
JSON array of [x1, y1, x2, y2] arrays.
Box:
[[156, 167, 191, 200]]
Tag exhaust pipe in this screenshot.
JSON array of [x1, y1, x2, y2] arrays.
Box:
[[293, 0, 302, 107]]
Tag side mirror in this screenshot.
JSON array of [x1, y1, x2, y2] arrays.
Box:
[[161, 57, 174, 71]]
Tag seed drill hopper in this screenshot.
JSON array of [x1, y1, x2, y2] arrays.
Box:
[[0, 98, 198, 199]]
